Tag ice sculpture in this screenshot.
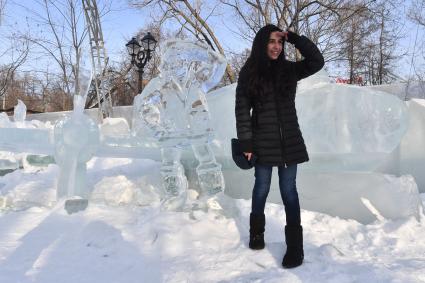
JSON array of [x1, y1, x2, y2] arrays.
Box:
[[53, 66, 100, 213], [13, 100, 26, 125], [205, 70, 409, 172], [0, 63, 420, 222], [132, 39, 227, 210], [0, 113, 12, 129], [296, 76, 409, 171], [0, 101, 29, 173]]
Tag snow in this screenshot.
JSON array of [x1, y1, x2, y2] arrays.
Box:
[[100, 118, 130, 137], [1, 158, 425, 282]]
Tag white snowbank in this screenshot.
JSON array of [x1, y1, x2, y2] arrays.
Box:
[[0, 192, 424, 282], [0, 156, 424, 282]]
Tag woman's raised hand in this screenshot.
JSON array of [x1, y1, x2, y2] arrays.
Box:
[[243, 152, 253, 161], [276, 31, 288, 41]]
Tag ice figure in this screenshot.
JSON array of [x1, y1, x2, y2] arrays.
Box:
[[13, 100, 26, 126], [0, 112, 12, 128], [53, 64, 100, 213], [132, 39, 227, 210]]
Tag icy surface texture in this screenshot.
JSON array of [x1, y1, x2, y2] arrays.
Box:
[[54, 111, 99, 199], [13, 100, 26, 124], [0, 152, 20, 171], [223, 168, 422, 224], [296, 82, 409, 171], [298, 68, 332, 86], [100, 117, 130, 137], [0, 114, 18, 170], [132, 39, 227, 146], [0, 101, 48, 171], [298, 172, 422, 223], [0, 112, 12, 128], [0, 57, 95, 184], [0, 100, 55, 170], [132, 38, 227, 210], [399, 100, 425, 193], [298, 79, 408, 154], [54, 66, 100, 200], [160, 147, 188, 210], [205, 71, 409, 172], [72, 59, 92, 114]]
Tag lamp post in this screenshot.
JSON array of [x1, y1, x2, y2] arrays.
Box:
[[126, 32, 157, 93]]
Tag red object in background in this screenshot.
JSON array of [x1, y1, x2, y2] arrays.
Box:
[[336, 76, 363, 85], [336, 78, 350, 84]]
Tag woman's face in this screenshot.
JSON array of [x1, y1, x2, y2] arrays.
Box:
[[267, 31, 283, 60]]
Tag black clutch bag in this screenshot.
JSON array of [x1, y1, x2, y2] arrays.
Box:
[[231, 138, 257, 170]]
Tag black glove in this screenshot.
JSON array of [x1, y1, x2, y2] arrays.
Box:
[[286, 30, 300, 44]]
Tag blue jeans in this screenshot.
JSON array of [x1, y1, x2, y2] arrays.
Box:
[[251, 164, 301, 226]]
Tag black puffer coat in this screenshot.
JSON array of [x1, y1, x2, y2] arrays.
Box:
[[235, 32, 324, 166]]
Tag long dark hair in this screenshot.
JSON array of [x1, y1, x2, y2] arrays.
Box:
[[240, 24, 292, 98]]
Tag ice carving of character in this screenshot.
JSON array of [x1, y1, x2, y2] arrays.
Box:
[[132, 39, 227, 210], [54, 70, 100, 214]]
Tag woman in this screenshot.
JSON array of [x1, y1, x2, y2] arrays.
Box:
[[235, 24, 324, 268]]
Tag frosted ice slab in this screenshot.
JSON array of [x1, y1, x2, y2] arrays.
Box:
[[13, 100, 26, 124], [205, 73, 409, 172], [296, 83, 409, 171]]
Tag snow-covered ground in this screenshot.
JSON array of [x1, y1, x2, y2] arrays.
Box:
[[0, 158, 425, 283]]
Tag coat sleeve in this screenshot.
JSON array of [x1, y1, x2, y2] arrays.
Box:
[[286, 31, 325, 81], [235, 69, 253, 152]]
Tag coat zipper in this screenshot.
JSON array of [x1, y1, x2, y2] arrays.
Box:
[[273, 93, 287, 168], [278, 125, 287, 168]]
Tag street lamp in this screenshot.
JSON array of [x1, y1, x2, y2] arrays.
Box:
[[126, 32, 157, 93]]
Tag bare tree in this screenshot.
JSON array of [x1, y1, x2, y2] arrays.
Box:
[[106, 21, 190, 106], [0, 0, 6, 26], [0, 37, 29, 110], [408, 0, 425, 27], [220, 1, 373, 58], [366, 1, 404, 84], [337, 3, 372, 84], [223, 48, 250, 84], [403, 0, 425, 99], [15, 0, 112, 111], [129, 0, 236, 83], [407, 0, 425, 81], [15, 0, 89, 110]]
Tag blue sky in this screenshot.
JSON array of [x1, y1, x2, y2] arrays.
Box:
[[0, 1, 251, 71], [84, 0, 425, 80], [98, 1, 251, 58], [1, 0, 424, 81]]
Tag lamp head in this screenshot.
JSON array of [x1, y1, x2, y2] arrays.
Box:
[[141, 32, 157, 52], [126, 37, 141, 58]]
